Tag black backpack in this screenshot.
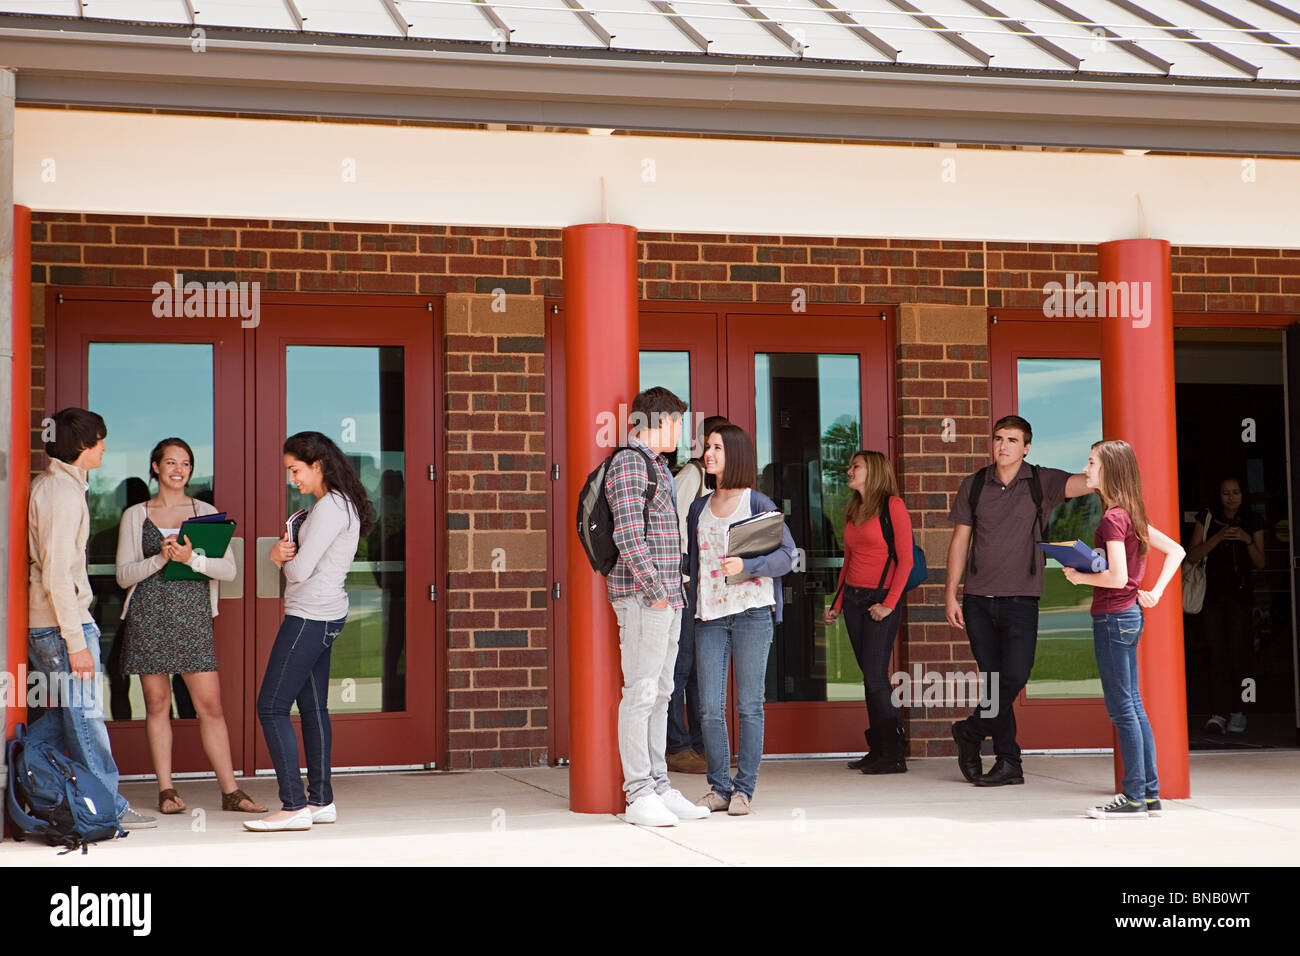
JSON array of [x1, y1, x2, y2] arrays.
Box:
[[968, 463, 1044, 576], [575, 446, 659, 575]]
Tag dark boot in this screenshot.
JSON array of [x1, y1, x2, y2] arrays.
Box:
[[861, 719, 906, 774], [847, 728, 876, 770]]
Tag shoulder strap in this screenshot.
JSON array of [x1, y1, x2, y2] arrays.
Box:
[[967, 467, 988, 576], [1027, 464, 1044, 576], [613, 446, 658, 535], [876, 496, 898, 591]]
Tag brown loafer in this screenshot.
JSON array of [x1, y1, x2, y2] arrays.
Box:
[[667, 749, 708, 774], [158, 788, 185, 815], [727, 792, 751, 816], [697, 791, 730, 812]]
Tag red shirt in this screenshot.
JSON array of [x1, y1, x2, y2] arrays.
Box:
[[833, 496, 914, 611], [1091, 507, 1147, 615]]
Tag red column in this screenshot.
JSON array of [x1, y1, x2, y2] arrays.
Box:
[[7, 204, 32, 736], [562, 223, 638, 813], [1098, 238, 1190, 799]]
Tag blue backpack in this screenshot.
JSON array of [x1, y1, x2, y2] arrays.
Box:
[[877, 496, 928, 593], [5, 723, 126, 854]]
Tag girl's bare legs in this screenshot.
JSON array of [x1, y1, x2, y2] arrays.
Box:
[[181, 670, 265, 812], [140, 673, 183, 812]]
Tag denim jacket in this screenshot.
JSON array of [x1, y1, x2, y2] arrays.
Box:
[[683, 489, 797, 624]]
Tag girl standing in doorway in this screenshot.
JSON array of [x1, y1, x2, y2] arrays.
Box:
[[116, 437, 266, 815], [824, 450, 914, 774], [685, 424, 797, 816], [1063, 439, 1185, 819], [1184, 476, 1265, 735], [247, 432, 372, 832]]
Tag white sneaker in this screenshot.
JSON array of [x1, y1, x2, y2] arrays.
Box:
[[660, 788, 710, 820], [1227, 712, 1246, 733], [243, 808, 313, 832], [624, 793, 678, 827], [1205, 715, 1227, 734], [309, 803, 337, 824]]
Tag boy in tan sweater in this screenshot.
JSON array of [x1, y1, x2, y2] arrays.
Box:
[[27, 407, 155, 829]]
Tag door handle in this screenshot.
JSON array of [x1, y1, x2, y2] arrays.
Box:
[[219, 537, 245, 600], [256, 537, 282, 599]]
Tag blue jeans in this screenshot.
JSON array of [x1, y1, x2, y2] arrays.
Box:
[[667, 610, 704, 755], [961, 595, 1040, 765], [257, 615, 346, 811], [1092, 604, 1159, 801], [26, 623, 130, 820], [695, 606, 774, 801]]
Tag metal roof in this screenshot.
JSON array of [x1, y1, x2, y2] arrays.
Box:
[[2, 0, 1299, 81]]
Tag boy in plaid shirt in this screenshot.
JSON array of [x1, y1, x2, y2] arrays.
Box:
[[605, 387, 710, 827]]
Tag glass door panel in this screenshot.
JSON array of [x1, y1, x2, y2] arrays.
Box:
[[87, 343, 217, 723], [284, 345, 407, 715], [754, 352, 863, 704], [1015, 358, 1104, 699], [639, 350, 693, 468]]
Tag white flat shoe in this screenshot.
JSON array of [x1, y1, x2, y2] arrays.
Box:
[[309, 803, 337, 824], [243, 808, 313, 832]]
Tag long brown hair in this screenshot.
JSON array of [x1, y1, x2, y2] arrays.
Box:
[[844, 450, 900, 526], [1092, 439, 1149, 556]]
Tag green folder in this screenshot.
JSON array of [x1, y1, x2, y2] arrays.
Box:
[[162, 519, 237, 581]]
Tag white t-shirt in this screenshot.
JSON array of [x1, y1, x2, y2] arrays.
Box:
[[696, 489, 775, 621], [282, 491, 361, 622]]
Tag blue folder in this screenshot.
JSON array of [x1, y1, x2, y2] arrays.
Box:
[[1037, 540, 1108, 573]]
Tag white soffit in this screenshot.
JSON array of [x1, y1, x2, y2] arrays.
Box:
[[15, 109, 1300, 248]]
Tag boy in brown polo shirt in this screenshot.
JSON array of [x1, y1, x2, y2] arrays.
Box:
[[944, 415, 1090, 786]]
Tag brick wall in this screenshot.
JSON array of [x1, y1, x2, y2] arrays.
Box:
[[443, 294, 549, 769], [27, 214, 1299, 766], [895, 306, 990, 757]]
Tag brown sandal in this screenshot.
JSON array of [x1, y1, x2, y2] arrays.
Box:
[[222, 788, 266, 813], [158, 788, 185, 814]]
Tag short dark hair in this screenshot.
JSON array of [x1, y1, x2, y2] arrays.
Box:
[[148, 437, 196, 484], [630, 386, 687, 433], [993, 414, 1033, 445], [46, 407, 107, 463], [700, 415, 729, 442], [709, 423, 758, 491]]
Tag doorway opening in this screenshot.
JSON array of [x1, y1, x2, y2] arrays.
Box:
[[1174, 328, 1297, 751]]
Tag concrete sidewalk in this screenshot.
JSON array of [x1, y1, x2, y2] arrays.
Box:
[[4, 750, 1298, 866]]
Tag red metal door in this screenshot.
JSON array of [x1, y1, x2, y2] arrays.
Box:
[[48, 289, 249, 775], [250, 296, 442, 771], [724, 307, 894, 754], [988, 314, 1112, 748]]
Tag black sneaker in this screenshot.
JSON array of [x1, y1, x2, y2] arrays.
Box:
[[1088, 794, 1148, 819], [1145, 798, 1163, 817]]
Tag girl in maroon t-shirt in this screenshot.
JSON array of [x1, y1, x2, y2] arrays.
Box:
[[1063, 439, 1185, 820]]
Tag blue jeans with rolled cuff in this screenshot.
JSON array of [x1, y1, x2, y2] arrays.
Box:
[[695, 606, 774, 801], [1092, 604, 1159, 801], [257, 615, 346, 811]]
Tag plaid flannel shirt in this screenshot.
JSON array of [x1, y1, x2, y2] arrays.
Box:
[[604, 435, 685, 608]]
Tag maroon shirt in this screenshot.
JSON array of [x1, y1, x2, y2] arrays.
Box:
[[1091, 507, 1147, 615]]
